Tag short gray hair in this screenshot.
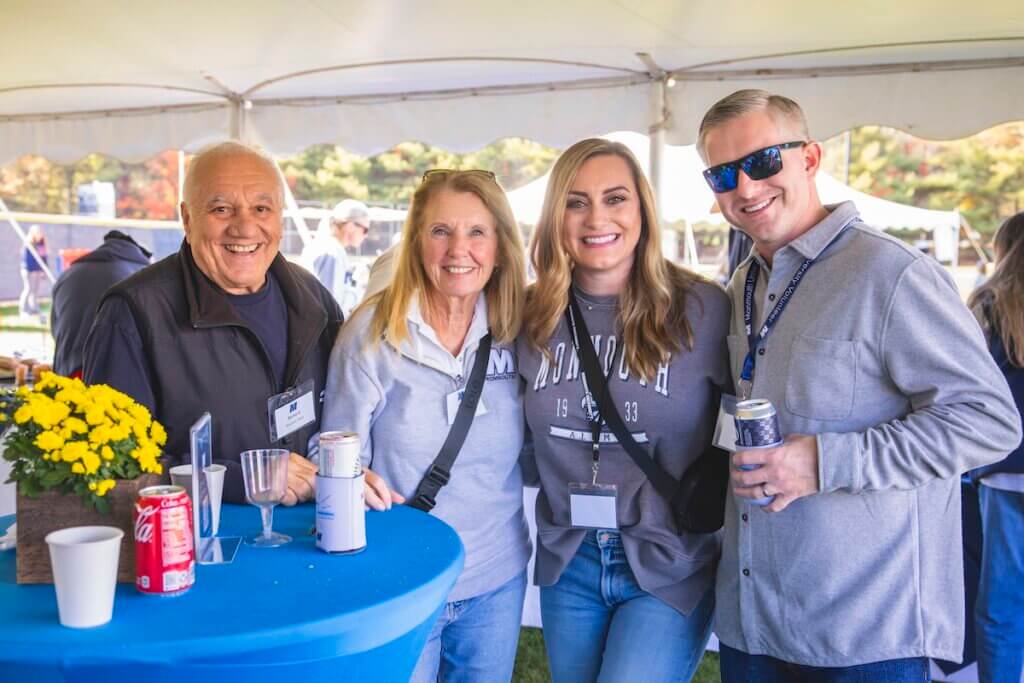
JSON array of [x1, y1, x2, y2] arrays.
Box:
[[696, 89, 810, 160], [182, 141, 283, 208]]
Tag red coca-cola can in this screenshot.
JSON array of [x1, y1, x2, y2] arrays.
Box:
[[134, 485, 195, 595]]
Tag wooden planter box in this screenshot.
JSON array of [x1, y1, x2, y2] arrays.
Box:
[[16, 475, 159, 584]]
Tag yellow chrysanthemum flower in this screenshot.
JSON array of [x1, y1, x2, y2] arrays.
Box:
[[101, 445, 115, 461], [70, 462, 85, 474], [14, 405, 32, 424], [96, 479, 116, 496], [64, 417, 88, 435], [34, 430, 64, 451], [89, 424, 112, 446], [61, 440, 88, 463], [82, 450, 101, 474], [150, 422, 167, 447]]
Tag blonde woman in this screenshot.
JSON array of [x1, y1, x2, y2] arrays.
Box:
[[968, 212, 1024, 683], [322, 170, 529, 683], [517, 139, 730, 681]]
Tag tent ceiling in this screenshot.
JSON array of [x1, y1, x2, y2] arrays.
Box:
[[2, 1, 1022, 163]]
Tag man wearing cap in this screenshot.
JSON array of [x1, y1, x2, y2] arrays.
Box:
[[51, 230, 152, 378], [83, 141, 343, 506], [698, 89, 1021, 680], [309, 199, 371, 314]]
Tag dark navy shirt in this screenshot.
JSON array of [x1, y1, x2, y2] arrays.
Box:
[[227, 272, 288, 390]]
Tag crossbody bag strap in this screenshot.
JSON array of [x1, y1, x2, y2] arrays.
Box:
[[409, 332, 493, 512], [568, 296, 679, 499]]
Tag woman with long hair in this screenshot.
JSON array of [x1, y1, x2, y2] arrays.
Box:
[[322, 169, 529, 682], [518, 138, 730, 681], [968, 212, 1024, 683]]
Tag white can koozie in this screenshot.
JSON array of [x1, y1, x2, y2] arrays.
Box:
[[315, 472, 366, 554]]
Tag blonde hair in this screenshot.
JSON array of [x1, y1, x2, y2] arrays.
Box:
[[523, 138, 700, 381], [363, 171, 526, 346], [697, 89, 810, 160], [969, 212, 1024, 367]]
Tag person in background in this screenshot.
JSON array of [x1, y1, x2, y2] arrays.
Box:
[[322, 169, 529, 682], [699, 88, 1020, 681], [967, 211, 1024, 683], [518, 138, 729, 682], [83, 141, 341, 506], [19, 224, 49, 323], [307, 199, 372, 315], [51, 230, 152, 378]]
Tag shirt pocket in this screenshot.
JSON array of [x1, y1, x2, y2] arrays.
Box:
[[785, 335, 857, 421]]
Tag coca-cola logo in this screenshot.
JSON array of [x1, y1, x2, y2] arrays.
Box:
[[135, 504, 157, 543]]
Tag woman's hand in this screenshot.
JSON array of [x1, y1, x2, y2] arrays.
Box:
[[364, 467, 406, 511]]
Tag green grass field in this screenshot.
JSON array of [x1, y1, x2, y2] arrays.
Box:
[[512, 628, 720, 682]]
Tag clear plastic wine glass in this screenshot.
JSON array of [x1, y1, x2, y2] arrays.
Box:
[[240, 449, 292, 547]]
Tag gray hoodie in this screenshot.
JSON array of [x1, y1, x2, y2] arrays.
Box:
[[322, 295, 531, 601]]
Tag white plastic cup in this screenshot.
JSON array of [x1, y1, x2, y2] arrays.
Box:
[[204, 464, 226, 536], [169, 464, 193, 500], [45, 526, 123, 628]]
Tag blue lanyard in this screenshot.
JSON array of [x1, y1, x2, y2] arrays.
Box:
[[740, 257, 813, 388]]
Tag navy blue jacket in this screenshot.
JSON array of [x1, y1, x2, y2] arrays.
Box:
[[973, 329, 1024, 478], [51, 232, 151, 376]]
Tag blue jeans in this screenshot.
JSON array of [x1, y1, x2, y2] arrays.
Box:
[[975, 484, 1024, 683], [410, 570, 527, 683], [540, 530, 714, 682], [719, 643, 929, 682]]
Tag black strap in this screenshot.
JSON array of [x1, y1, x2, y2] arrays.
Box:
[[568, 295, 679, 499], [409, 333, 493, 512]]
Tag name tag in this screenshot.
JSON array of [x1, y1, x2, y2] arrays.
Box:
[[569, 483, 618, 529], [268, 379, 317, 441], [713, 394, 739, 452], [445, 388, 487, 426]]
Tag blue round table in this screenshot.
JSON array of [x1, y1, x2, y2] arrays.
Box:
[[0, 503, 463, 682]]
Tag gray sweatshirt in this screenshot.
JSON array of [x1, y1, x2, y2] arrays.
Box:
[[716, 201, 1022, 666], [517, 278, 732, 615], [322, 296, 531, 601]]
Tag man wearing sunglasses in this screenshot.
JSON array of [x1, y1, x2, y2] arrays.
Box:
[[698, 89, 1021, 681], [309, 198, 372, 314]]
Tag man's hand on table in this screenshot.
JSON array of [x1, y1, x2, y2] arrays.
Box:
[[281, 452, 318, 506]]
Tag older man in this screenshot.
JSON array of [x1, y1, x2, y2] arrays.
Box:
[[698, 89, 1021, 680], [84, 142, 343, 505]]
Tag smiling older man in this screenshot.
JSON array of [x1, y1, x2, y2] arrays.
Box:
[[83, 141, 343, 505]]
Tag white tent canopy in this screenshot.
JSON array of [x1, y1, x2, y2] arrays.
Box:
[[2, 2, 1023, 165]]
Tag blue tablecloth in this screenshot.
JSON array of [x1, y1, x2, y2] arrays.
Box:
[[0, 502, 464, 682]]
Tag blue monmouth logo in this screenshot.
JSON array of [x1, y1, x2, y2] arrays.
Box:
[[289, 402, 298, 413]]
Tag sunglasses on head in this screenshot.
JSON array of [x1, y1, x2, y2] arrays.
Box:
[[702, 141, 806, 193], [421, 168, 497, 183]]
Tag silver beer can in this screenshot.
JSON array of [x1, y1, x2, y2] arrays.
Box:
[[734, 399, 783, 449], [319, 431, 362, 478], [733, 399, 781, 506]]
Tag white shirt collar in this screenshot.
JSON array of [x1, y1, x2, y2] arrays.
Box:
[[400, 291, 489, 378]]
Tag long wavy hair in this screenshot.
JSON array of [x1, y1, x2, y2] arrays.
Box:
[[363, 170, 526, 347], [969, 212, 1024, 367], [523, 138, 699, 381]]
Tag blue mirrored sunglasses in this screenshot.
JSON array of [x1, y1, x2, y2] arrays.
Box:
[[702, 141, 806, 193]]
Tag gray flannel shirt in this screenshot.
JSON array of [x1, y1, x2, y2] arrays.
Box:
[[716, 201, 1022, 666]]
